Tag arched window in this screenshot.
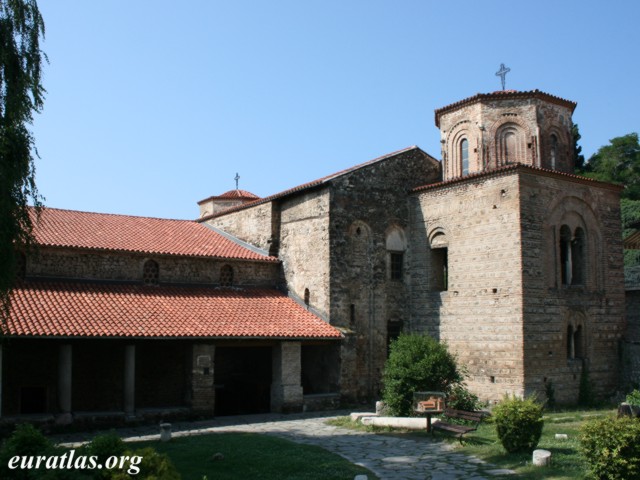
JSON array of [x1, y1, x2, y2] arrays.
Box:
[[429, 231, 448, 292], [550, 134, 558, 170], [572, 228, 585, 285], [220, 265, 234, 287], [496, 123, 525, 165], [460, 138, 469, 176], [574, 325, 584, 358], [567, 324, 574, 359], [143, 259, 159, 285], [560, 225, 572, 285], [559, 225, 586, 286], [386, 227, 406, 282], [304, 288, 310, 307], [504, 132, 517, 163], [567, 323, 585, 360]]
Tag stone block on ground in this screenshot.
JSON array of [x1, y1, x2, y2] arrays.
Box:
[[533, 449, 551, 467]]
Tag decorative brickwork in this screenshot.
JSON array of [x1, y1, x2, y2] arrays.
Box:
[[438, 92, 576, 180]]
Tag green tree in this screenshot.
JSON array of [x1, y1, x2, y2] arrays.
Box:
[[572, 123, 585, 171], [579, 133, 640, 269], [382, 333, 463, 416], [622, 198, 640, 268], [582, 133, 640, 200], [0, 0, 46, 310]]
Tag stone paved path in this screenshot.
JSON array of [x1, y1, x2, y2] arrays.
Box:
[[55, 411, 515, 479]]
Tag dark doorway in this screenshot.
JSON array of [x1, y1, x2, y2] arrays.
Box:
[[20, 386, 47, 414], [214, 347, 272, 415]]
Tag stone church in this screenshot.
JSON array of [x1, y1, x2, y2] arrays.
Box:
[[1, 89, 628, 422]]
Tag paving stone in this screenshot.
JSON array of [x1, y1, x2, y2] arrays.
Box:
[[52, 411, 509, 479], [485, 468, 516, 476]]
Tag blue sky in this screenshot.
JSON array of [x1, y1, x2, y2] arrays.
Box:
[[32, 0, 639, 219]]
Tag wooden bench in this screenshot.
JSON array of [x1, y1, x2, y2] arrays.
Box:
[[431, 408, 485, 443]]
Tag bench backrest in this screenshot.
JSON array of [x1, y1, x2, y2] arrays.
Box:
[[442, 408, 484, 423]]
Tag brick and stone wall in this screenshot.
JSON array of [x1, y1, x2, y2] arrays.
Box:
[[205, 147, 441, 402], [411, 168, 625, 404], [621, 289, 640, 391], [328, 148, 441, 400], [26, 249, 279, 287], [205, 202, 275, 252], [411, 172, 525, 402], [519, 172, 625, 403], [279, 190, 331, 318]]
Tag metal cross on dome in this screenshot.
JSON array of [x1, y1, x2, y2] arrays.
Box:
[[495, 63, 511, 91], [234, 172, 240, 190]]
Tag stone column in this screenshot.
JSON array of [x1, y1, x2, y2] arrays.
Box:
[[271, 341, 303, 413], [191, 344, 215, 413], [124, 345, 136, 418], [57, 344, 73, 424]]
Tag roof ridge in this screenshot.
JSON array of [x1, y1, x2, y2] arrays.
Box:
[[30, 207, 279, 262], [32, 205, 195, 223], [197, 145, 424, 222]]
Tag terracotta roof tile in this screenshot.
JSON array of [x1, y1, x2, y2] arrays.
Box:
[[218, 189, 260, 199], [6, 281, 342, 339], [31, 207, 277, 262], [197, 189, 260, 204]]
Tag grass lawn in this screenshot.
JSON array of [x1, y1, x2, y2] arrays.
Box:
[[455, 408, 615, 479], [329, 407, 616, 479], [136, 432, 375, 480]]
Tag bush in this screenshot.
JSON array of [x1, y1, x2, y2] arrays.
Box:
[[0, 423, 56, 479], [446, 384, 482, 412], [111, 447, 180, 479], [626, 389, 640, 407], [85, 432, 127, 479], [382, 333, 463, 416], [580, 416, 640, 480], [493, 395, 544, 453]]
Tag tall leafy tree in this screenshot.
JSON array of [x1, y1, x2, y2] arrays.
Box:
[[582, 133, 640, 200], [572, 123, 585, 171], [0, 0, 46, 310], [581, 133, 640, 269]]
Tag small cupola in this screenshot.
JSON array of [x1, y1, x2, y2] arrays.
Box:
[[435, 90, 577, 181], [198, 189, 260, 218]]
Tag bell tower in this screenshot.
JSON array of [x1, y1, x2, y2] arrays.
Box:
[[435, 90, 577, 181]]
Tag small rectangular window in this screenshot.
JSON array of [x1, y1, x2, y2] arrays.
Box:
[[432, 248, 448, 291], [390, 252, 403, 280]]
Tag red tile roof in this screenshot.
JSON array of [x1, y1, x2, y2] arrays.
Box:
[[434, 89, 577, 127], [6, 281, 342, 340], [197, 189, 260, 204], [198, 146, 435, 222], [30, 207, 277, 262]]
